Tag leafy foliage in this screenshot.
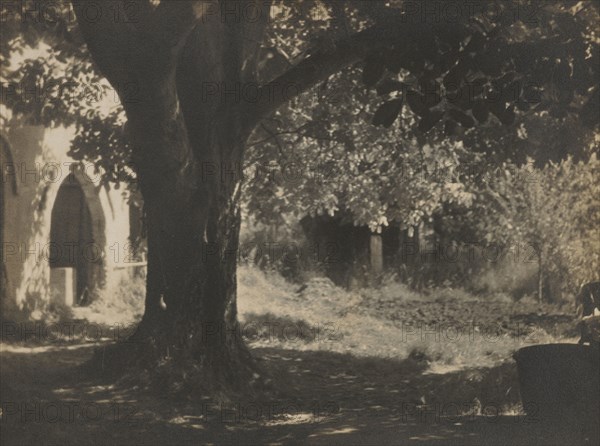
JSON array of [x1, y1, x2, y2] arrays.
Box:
[[244, 66, 479, 231], [363, 0, 599, 136], [243, 1, 599, 234], [474, 153, 600, 296]]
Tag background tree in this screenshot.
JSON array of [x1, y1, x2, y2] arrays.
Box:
[[475, 154, 600, 301]]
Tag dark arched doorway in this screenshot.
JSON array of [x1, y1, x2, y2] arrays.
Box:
[[50, 173, 104, 305]]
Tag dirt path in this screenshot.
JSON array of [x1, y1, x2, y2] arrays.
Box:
[[1, 340, 596, 446]]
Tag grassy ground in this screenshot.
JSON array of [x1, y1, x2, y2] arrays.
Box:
[[1, 266, 594, 445]]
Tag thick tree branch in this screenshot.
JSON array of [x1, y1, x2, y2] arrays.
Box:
[[140, 0, 210, 67], [240, 0, 273, 83], [247, 18, 417, 128], [73, 0, 208, 88], [72, 0, 137, 86]]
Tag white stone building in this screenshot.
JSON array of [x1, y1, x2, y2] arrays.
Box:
[[1, 122, 142, 319]]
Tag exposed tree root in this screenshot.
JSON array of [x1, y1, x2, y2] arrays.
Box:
[[83, 332, 281, 405]]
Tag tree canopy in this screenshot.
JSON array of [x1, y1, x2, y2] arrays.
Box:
[[2, 1, 598, 185]]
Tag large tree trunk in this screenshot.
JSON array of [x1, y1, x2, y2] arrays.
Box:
[[135, 164, 250, 382], [90, 13, 263, 391], [100, 80, 258, 391]]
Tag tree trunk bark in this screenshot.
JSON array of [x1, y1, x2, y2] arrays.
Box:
[[93, 63, 262, 393]]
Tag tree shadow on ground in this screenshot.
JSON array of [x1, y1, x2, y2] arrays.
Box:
[[1, 342, 597, 445]]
